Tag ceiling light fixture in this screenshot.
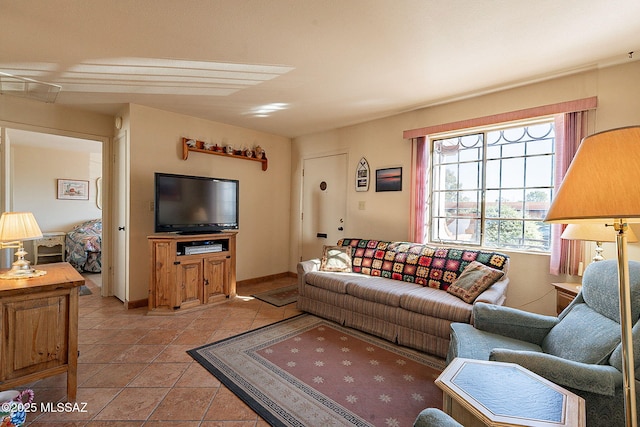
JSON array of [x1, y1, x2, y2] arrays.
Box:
[[0, 71, 61, 103]]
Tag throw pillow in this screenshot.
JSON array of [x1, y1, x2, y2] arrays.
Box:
[[447, 260, 504, 303], [320, 245, 353, 272]]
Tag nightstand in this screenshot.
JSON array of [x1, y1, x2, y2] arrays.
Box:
[[33, 232, 66, 265], [551, 282, 581, 315]]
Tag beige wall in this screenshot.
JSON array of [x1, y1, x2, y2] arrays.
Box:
[[291, 60, 640, 316], [126, 104, 292, 302], [11, 144, 102, 232]]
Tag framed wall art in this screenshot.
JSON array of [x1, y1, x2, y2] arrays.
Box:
[[375, 167, 402, 192], [356, 157, 370, 192], [57, 179, 89, 200]]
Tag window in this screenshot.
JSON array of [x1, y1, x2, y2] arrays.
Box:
[[430, 120, 555, 252]]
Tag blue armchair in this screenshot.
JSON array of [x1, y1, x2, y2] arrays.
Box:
[[446, 259, 640, 427]]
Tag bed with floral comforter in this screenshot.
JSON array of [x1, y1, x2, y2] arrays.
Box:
[[65, 219, 102, 272]]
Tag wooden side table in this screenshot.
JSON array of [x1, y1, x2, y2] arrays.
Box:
[[436, 358, 585, 427], [551, 282, 581, 315], [0, 262, 83, 400], [33, 231, 66, 265]]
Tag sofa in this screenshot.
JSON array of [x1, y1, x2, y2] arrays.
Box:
[[297, 238, 510, 358]]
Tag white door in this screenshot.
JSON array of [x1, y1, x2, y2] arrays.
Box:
[[113, 133, 128, 302], [301, 153, 348, 261]]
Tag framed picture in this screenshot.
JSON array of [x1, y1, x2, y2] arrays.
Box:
[[376, 167, 402, 192], [356, 157, 370, 192], [57, 179, 89, 200]]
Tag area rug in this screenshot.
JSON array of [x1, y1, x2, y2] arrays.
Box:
[[188, 314, 444, 427], [252, 285, 298, 307]]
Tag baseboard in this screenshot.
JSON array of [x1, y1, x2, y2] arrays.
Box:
[[125, 298, 148, 309], [237, 271, 297, 287]]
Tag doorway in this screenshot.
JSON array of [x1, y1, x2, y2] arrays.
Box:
[[301, 153, 348, 261], [1, 127, 107, 294]]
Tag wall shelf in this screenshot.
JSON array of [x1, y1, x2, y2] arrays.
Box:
[[181, 138, 268, 171]]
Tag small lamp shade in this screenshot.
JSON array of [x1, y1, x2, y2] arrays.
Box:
[[561, 223, 638, 243], [0, 212, 43, 242]]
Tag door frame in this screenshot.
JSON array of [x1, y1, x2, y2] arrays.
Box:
[[298, 149, 350, 262], [0, 122, 113, 297]]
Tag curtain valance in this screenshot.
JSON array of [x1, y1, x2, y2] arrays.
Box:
[[403, 97, 597, 139]]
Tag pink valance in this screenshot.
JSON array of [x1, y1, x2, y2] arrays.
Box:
[[403, 97, 597, 139]]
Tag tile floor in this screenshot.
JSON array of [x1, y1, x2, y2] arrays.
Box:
[[22, 273, 301, 426]]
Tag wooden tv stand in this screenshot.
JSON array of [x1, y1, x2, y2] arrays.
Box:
[[148, 232, 237, 315]]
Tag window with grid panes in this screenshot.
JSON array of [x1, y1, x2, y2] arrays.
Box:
[[430, 121, 555, 252]]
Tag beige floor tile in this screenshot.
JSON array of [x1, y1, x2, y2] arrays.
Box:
[[22, 275, 300, 426], [93, 387, 169, 421], [204, 387, 259, 422], [81, 363, 148, 388], [174, 363, 222, 388], [127, 362, 189, 387], [149, 387, 218, 421]]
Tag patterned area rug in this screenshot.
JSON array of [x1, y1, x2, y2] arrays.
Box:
[[188, 314, 444, 427], [252, 285, 298, 307]]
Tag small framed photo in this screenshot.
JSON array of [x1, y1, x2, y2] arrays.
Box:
[[57, 179, 89, 200], [376, 167, 402, 192]]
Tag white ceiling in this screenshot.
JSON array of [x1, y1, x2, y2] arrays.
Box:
[[1, 0, 639, 138]]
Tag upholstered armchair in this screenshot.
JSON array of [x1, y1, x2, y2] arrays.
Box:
[[447, 259, 640, 427]]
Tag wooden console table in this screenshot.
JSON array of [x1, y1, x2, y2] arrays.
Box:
[[436, 358, 585, 426], [0, 262, 83, 400]]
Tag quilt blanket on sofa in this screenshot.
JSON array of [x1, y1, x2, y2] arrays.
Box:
[[338, 238, 509, 289]]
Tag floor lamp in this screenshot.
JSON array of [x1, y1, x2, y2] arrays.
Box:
[[546, 126, 640, 427]]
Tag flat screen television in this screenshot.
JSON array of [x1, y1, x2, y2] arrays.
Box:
[[154, 172, 239, 234]]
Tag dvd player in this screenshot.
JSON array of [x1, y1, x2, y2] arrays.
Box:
[[185, 244, 223, 255]]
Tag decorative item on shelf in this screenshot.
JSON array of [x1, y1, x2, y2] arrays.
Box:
[[186, 139, 197, 147], [255, 145, 264, 159], [545, 126, 640, 427], [0, 212, 47, 279], [181, 137, 268, 170]]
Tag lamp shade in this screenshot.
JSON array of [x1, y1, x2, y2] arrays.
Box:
[[0, 212, 43, 242], [545, 126, 640, 223], [561, 223, 638, 243]]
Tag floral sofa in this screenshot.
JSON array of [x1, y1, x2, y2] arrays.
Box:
[[297, 238, 510, 358]]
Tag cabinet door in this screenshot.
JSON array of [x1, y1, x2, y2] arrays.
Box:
[[2, 294, 69, 381], [151, 240, 175, 310], [203, 256, 229, 304], [176, 259, 203, 309]]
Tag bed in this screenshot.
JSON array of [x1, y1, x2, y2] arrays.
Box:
[[66, 218, 102, 272]]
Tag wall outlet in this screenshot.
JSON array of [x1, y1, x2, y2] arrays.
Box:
[[358, 201, 365, 210]]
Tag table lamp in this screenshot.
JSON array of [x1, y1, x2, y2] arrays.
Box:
[[545, 126, 640, 427], [0, 212, 46, 279], [562, 223, 639, 262]]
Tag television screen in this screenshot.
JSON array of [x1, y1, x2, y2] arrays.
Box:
[[154, 172, 239, 234]]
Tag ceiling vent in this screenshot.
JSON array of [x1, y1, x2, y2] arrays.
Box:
[[0, 72, 61, 103]]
